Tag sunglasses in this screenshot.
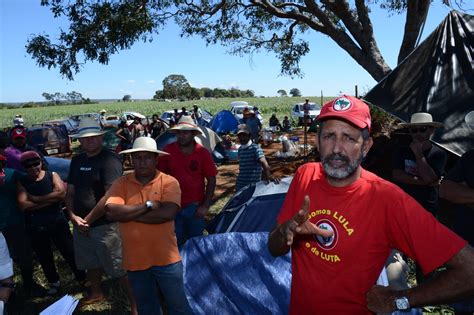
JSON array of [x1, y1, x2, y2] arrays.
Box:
[[23, 161, 41, 169], [410, 126, 429, 133]]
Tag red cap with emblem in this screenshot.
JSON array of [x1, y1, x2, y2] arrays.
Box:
[[318, 95, 371, 131]]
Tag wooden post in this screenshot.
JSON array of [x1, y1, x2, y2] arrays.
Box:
[[320, 90, 323, 106], [355, 85, 359, 98]]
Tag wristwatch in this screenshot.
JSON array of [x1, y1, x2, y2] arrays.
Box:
[[145, 200, 153, 211], [394, 296, 410, 310]]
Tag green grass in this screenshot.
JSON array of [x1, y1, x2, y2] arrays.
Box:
[[0, 96, 334, 128]]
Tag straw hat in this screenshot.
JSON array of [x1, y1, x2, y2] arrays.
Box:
[[398, 112, 444, 128], [100, 109, 107, 114], [169, 116, 202, 134], [465, 111, 474, 130], [120, 136, 169, 156], [71, 117, 108, 138]]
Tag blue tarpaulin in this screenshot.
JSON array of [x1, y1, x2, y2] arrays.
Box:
[[181, 232, 291, 315]]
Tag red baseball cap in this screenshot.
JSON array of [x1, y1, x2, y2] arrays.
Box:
[[318, 95, 371, 131], [11, 127, 27, 139], [20, 151, 41, 163]]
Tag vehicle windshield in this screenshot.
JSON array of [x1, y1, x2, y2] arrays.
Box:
[[299, 104, 320, 110]]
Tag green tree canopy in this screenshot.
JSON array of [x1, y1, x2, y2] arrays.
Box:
[[25, 1, 463, 82], [277, 89, 288, 97], [290, 88, 302, 97], [162, 74, 191, 100]]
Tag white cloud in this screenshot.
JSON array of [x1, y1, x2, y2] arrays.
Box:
[[127, 80, 136, 84], [147, 80, 156, 84]]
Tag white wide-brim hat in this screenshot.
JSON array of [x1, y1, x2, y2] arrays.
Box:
[[71, 117, 108, 138], [465, 111, 474, 130], [169, 116, 202, 134], [399, 112, 444, 128], [120, 136, 169, 156]]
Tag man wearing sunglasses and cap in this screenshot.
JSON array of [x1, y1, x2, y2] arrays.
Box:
[[268, 96, 474, 314], [106, 137, 192, 314], [392, 112, 447, 217]]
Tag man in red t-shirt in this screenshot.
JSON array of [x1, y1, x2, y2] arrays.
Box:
[[158, 116, 217, 245], [268, 95, 474, 314]]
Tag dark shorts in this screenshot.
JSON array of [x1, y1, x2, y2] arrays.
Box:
[[73, 223, 125, 278]]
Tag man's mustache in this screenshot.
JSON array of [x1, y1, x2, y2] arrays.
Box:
[[323, 153, 349, 164]]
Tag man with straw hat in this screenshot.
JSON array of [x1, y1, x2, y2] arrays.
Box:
[[392, 112, 447, 217], [66, 117, 136, 312], [157, 115, 217, 246], [106, 136, 192, 314], [440, 111, 474, 314]]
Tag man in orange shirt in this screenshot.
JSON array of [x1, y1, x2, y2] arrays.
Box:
[[105, 137, 192, 315]]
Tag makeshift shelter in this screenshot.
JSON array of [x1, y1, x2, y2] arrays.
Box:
[[364, 10, 474, 156], [210, 110, 239, 134], [207, 177, 293, 234]]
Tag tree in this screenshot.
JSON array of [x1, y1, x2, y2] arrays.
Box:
[[277, 89, 288, 97], [162, 74, 191, 100], [66, 91, 83, 104], [123, 94, 132, 102], [25, 1, 461, 82], [290, 88, 302, 97]]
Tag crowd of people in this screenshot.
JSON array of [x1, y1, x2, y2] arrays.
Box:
[[0, 98, 474, 315]]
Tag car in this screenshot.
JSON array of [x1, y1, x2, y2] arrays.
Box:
[[70, 113, 104, 126], [43, 118, 78, 135], [160, 110, 191, 124], [290, 102, 321, 125], [229, 101, 264, 124], [26, 124, 71, 156], [121, 111, 146, 125]]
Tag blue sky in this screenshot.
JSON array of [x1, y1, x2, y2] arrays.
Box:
[[0, 1, 454, 103]]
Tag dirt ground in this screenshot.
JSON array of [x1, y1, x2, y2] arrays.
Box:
[[210, 128, 318, 215]]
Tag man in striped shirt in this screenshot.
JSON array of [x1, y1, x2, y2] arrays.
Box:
[[236, 124, 279, 191]]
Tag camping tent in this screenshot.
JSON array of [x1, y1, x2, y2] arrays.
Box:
[[207, 177, 293, 234], [210, 110, 239, 134], [155, 126, 222, 153], [364, 10, 474, 156]]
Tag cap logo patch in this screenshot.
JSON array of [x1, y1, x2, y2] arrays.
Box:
[[333, 97, 352, 112]]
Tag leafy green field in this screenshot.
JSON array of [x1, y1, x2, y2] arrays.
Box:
[[0, 96, 334, 128]]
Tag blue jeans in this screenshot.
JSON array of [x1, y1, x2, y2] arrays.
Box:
[[175, 203, 204, 245], [127, 262, 192, 315]]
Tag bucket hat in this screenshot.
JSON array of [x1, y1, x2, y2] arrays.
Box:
[[120, 136, 169, 156], [71, 117, 108, 138], [169, 116, 202, 134], [398, 112, 444, 128]]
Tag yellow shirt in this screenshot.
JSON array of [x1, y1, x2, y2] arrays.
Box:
[[106, 171, 181, 271]]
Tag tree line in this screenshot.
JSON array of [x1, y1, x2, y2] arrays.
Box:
[[153, 74, 255, 101]]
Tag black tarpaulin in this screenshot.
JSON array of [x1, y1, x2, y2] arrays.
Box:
[[364, 10, 474, 156]]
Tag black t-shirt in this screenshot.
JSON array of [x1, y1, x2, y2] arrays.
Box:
[[445, 149, 474, 245], [68, 149, 122, 227], [392, 144, 447, 214], [20, 171, 62, 228]]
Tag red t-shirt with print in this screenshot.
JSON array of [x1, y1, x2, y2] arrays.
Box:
[[277, 163, 466, 315], [157, 142, 217, 208]]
